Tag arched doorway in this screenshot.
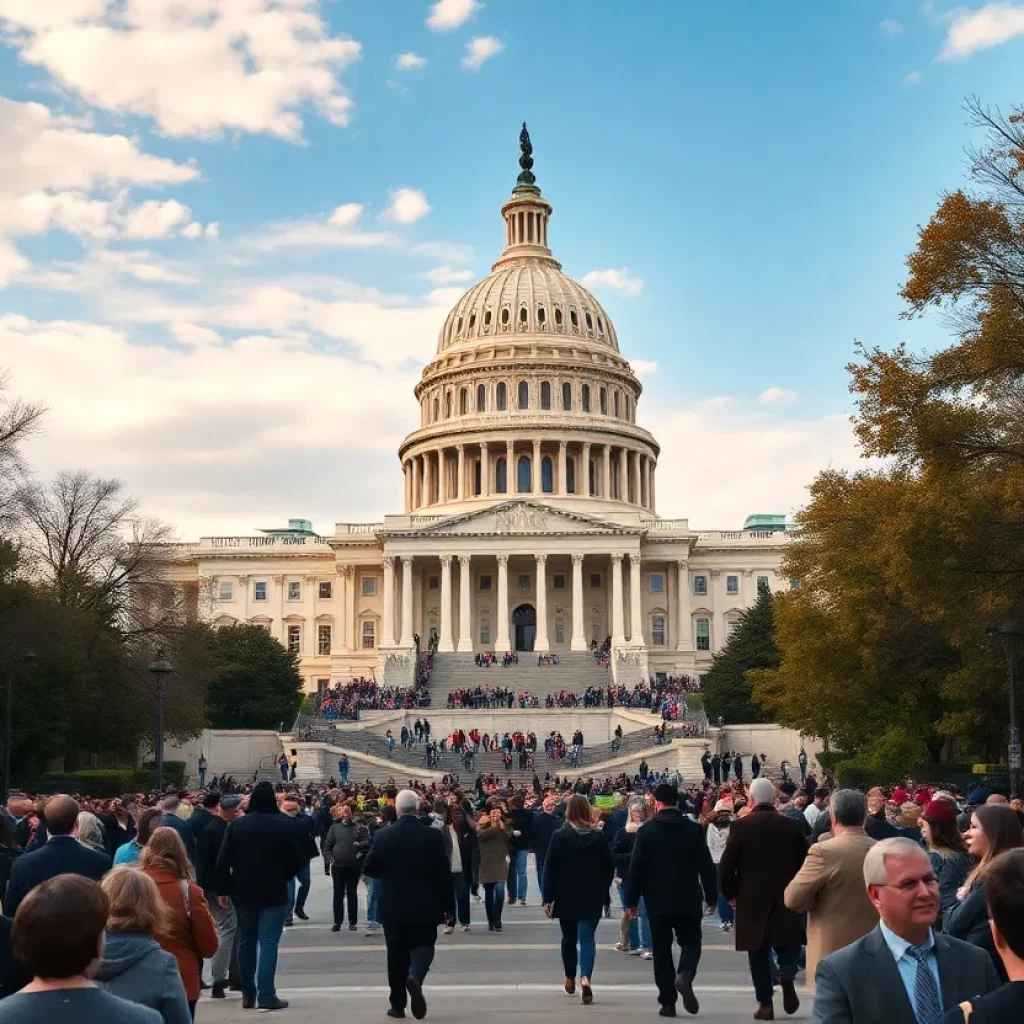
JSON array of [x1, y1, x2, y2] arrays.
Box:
[[512, 604, 536, 652]]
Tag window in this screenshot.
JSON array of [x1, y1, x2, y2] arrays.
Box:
[[726, 619, 740, 639], [362, 576, 377, 597], [479, 575, 492, 591], [456, 315, 463, 335], [562, 382, 572, 410], [693, 575, 707, 596], [317, 678, 329, 693], [695, 618, 710, 651], [445, 392, 452, 418], [570, 309, 579, 328], [726, 575, 739, 595], [613, 391, 620, 417], [555, 307, 563, 327], [553, 573, 566, 590], [432, 398, 438, 421], [484, 309, 492, 328], [597, 315, 604, 334], [319, 581, 333, 599], [496, 456, 507, 493], [518, 574, 531, 591], [287, 625, 301, 653], [581, 383, 591, 412], [318, 624, 332, 655], [518, 380, 529, 409], [496, 382, 507, 411], [459, 388, 468, 415], [541, 455, 553, 493], [429, 576, 439, 590], [585, 312, 593, 330], [217, 579, 233, 601], [254, 581, 268, 601], [649, 573, 664, 594], [540, 381, 551, 409], [651, 616, 666, 646], [590, 573, 602, 588], [566, 457, 576, 494], [477, 383, 486, 412], [555, 619, 565, 645], [757, 575, 771, 595], [287, 581, 301, 601], [468, 312, 476, 332], [475, 458, 482, 495], [600, 387, 608, 415], [480, 620, 491, 645], [517, 454, 531, 493], [538, 306, 546, 325], [501, 307, 510, 326], [361, 621, 375, 649]]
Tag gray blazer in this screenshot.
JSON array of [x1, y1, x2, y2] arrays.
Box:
[[812, 924, 1002, 1024]]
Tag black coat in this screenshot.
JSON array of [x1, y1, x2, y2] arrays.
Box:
[[609, 825, 637, 878], [186, 808, 217, 841], [625, 810, 717, 917], [0, 850, 21, 908], [945, 881, 1008, 983], [4, 835, 111, 918], [541, 825, 614, 922], [864, 810, 901, 841], [361, 815, 454, 926], [508, 808, 533, 851], [159, 813, 197, 863], [0, 916, 27, 1000], [529, 810, 561, 861], [214, 811, 303, 911], [942, 981, 1024, 1024], [196, 816, 228, 894]]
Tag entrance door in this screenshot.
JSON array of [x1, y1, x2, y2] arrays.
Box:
[[512, 604, 536, 652]]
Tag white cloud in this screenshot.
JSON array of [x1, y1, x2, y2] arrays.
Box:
[[120, 199, 192, 239], [941, 2, 1024, 59], [205, 222, 220, 240], [181, 221, 203, 240], [461, 36, 504, 70], [171, 323, 222, 348], [0, 0, 362, 140], [90, 249, 198, 284], [581, 267, 645, 298], [422, 265, 475, 285], [629, 359, 658, 379], [427, 0, 479, 31], [385, 188, 431, 225], [395, 52, 427, 70], [328, 203, 363, 227], [878, 18, 904, 35], [758, 387, 798, 405], [246, 213, 399, 252], [904, 70, 923, 85]]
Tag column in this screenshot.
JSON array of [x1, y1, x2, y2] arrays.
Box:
[[618, 447, 628, 503], [506, 439, 514, 495], [676, 560, 691, 651], [629, 553, 643, 643], [423, 452, 433, 506], [631, 450, 641, 505], [610, 554, 625, 645], [711, 569, 725, 654], [558, 441, 567, 496], [532, 439, 542, 496], [534, 553, 549, 651], [480, 442, 490, 497], [495, 555, 510, 650], [438, 555, 454, 651], [641, 456, 650, 509], [340, 566, 354, 651], [400, 556, 414, 646], [570, 553, 586, 650], [581, 442, 592, 496], [457, 555, 473, 652], [457, 444, 466, 501], [403, 462, 410, 513], [651, 462, 657, 513], [602, 445, 611, 499], [439, 449, 448, 503], [413, 456, 421, 510], [382, 556, 396, 647]]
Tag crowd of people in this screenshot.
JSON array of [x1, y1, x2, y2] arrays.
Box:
[[313, 680, 430, 720]]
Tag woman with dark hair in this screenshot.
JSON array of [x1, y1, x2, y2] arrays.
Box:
[[921, 799, 973, 924], [945, 803, 1024, 982], [476, 806, 512, 932], [0, 818, 21, 910], [113, 808, 163, 867], [443, 800, 473, 934]]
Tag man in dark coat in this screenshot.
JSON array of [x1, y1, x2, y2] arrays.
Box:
[[718, 778, 807, 1020], [626, 783, 717, 1017], [864, 787, 901, 841], [700, 751, 712, 783], [159, 794, 197, 863], [530, 793, 562, 891], [362, 789, 453, 1020], [197, 794, 242, 999], [3, 794, 110, 918], [187, 791, 220, 840], [711, 753, 721, 785]]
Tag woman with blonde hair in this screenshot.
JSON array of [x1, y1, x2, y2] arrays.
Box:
[[94, 866, 191, 1024], [542, 794, 614, 1004], [140, 827, 219, 1018]]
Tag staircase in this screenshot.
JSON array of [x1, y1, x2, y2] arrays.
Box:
[[427, 651, 611, 707]]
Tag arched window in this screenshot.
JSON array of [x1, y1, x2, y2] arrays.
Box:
[[519, 307, 528, 324], [581, 383, 591, 412], [600, 388, 608, 415], [445, 392, 452, 418], [484, 309, 492, 328], [476, 383, 486, 412], [538, 306, 546, 325], [517, 455, 532, 493], [496, 382, 507, 411], [541, 456, 553, 493], [468, 312, 476, 333], [459, 388, 468, 415], [613, 391, 620, 417], [474, 458, 482, 495], [570, 309, 579, 328], [540, 381, 551, 410], [585, 312, 593, 331], [566, 457, 576, 494], [562, 382, 572, 410], [432, 398, 439, 421], [555, 307, 563, 327], [597, 316, 604, 334], [517, 380, 529, 409], [496, 457, 507, 494], [501, 308, 510, 326]]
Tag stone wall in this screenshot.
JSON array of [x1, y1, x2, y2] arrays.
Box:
[[715, 724, 822, 769], [158, 729, 282, 785]]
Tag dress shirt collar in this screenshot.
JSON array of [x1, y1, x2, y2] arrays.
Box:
[[879, 920, 935, 961]]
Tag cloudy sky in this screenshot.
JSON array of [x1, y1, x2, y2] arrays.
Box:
[[0, 0, 1022, 538]]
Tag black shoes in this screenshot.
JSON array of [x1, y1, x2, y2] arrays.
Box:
[[350, 922, 358, 931], [331, 923, 341, 932], [387, 1009, 406, 1018], [659, 1008, 677, 1018], [295, 908, 309, 921], [780, 978, 800, 1015], [242, 997, 256, 1009], [210, 982, 226, 999], [257, 998, 289, 1011], [675, 974, 699, 1015], [406, 977, 427, 1020]]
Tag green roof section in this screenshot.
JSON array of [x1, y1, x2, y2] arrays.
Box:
[[258, 518, 318, 536], [742, 514, 792, 531]]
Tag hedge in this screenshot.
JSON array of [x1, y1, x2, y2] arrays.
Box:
[[26, 761, 188, 797]]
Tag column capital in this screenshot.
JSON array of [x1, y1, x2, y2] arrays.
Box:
[[558, 439, 567, 449], [610, 553, 624, 565], [571, 552, 585, 566], [535, 552, 548, 565], [496, 554, 509, 567], [335, 564, 351, 577], [382, 555, 395, 570], [480, 440, 489, 450], [458, 553, 472, 567], [440, 554, 453, 569], [401, 555, 413, 568]]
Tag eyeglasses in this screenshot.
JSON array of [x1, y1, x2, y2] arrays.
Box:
[[874, 874, 939, 894]]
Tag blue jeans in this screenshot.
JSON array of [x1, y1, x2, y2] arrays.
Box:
[[749, 943, 800, 1006], [448, 871, 470, 926], [617, 883, 639, 949], [286, 862, 311, 921], [638, 896, 652, 950], [716, 892, 734, 925], [236, 904, 288, 1004], [367, 877, 379, 924], [560, 918, 598, 979], [507, 849, 528, 901], [483, 881, 505, 926]]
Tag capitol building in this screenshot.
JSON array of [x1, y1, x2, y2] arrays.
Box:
[[169, 129, 790, 692]]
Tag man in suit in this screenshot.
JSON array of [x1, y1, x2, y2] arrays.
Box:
[[362, 789, 454, 1020], [187, 791, 220, 840], [197, 794, 242, 1000], [719, 778, 807, 1020], [159, 794, 197, 863], [626, 783, 718, 1017], [784, 790, 878, 987], [813, 838, 1001, 1023], [3, 794, 110, 918], [864, 787, 900, 841]]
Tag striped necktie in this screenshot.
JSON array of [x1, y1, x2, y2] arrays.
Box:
[[906, 945, 941, 1024]]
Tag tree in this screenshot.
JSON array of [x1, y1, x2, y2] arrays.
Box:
[[0, 371, 44, 533], [702, 592, 776, 724], [203, 625, 304, 730]]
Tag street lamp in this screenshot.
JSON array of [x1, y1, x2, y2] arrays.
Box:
[[148, 651, 173, 793], [985, 622, 1022, 798], [2, 650, 35, 805]]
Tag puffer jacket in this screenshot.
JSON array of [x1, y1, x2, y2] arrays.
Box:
[[94, 931, 192, 1024], [323, 819, 370, 869]]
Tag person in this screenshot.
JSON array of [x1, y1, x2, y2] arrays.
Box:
[[215, 779, 302, 1011], [804, 789, 829, 831], [362, 789, 453, 1020], [280, 795, 318, 927], [323, 803, 370, 932], [611, 802, 649, 954], [920, 799, 973, 925], [530, 792, 561, 891], [942, 847, 1024, 1022], [367, 805, 398, 932], [3, 795, 111, 919], [476, 805, 512, 932], [0, 874, 160, 1022], [703, 799, 735, 933], [95, 867, 191, 1024], [864, 787, 901, 841], [718, 777, 807, 1020], [624, 782, 716, 1016], [186, 793, 218, 841], [798, 748, 808, 783], [0, 911, 27, 1000], [541, 794, 614, 1006], [442, 801, 471, 933], [140, 828, 218, 1018], [751, 753, 761, 780], [783, 789, 878, 988], [75, 813, 108, 855], [813, 837, 1001, 1023], [506, 795, 532, 906], [197, 756, 207, 790], [157, 798, 196, 865], [0, 818, 21, 910], [277, 753, 288, 783], [338, 755, 350, 785], [944, 803, 1024, 983], [196, 794, 241, 1000], [700, 751, 711, 783], [113, 808, 163, 867]]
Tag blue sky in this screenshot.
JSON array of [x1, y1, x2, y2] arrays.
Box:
[[0, 0, 1022, 536]]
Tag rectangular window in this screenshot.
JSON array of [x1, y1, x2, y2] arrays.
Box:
[[726, 575, 739, 595], [287, 581, 301, 601], [217, 579, 233, 601], [693, 575, 707, 596], [553, 573, 566, 590], [318, 624, 332, 655], [287, 625, 301, 653], [362, 576, 377, 597], [254, 581, 268, 601], [555, 619, 565, 645], [590, 573, 601, 589], [649, 572, 664, 594], [361, 621, 375, 649], [429, 576, 439, 590], [518, 574, 531, 591], [319, 581, 333, 599], [757, 575, 770, 595], [695, 618, 710, 651], [651, 616, 665, 646], [479, 575, 492, 591], [317, 678, 329, 693], [480, 621, 491, 645]]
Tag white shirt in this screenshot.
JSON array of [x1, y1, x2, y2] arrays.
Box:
[[804, 803, 823, 828]]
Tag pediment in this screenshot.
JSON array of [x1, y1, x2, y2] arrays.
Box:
[[412, 500, 632, 536]]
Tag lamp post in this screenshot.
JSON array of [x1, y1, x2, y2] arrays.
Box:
[[148, 651, 173, 793], [2, 650, 35, 805], [985, 622, 1022, 798]]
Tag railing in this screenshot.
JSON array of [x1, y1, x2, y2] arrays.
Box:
[[335, 523, 384, 535], [695, 530, 787, 542], [648, 520, 689, 531], [198, 535, 329, 548]]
